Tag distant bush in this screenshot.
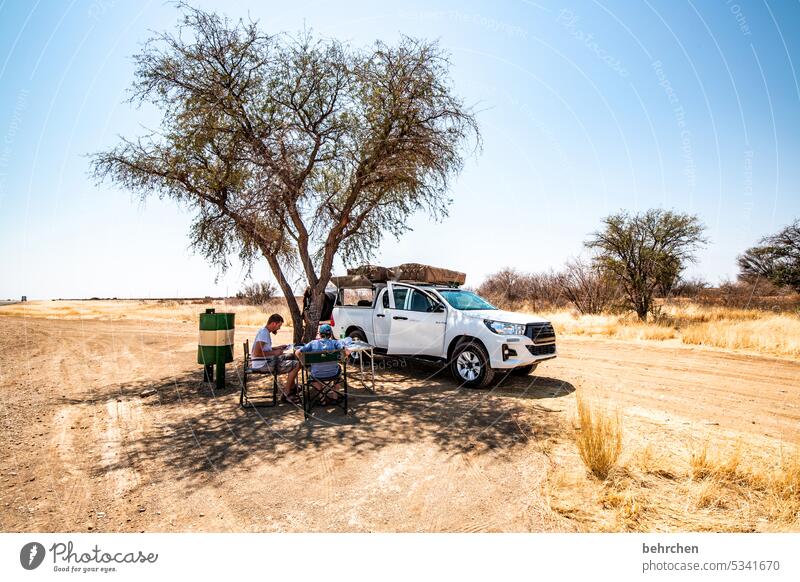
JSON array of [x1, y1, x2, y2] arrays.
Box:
[[557, 258, 620, 314], [670, 276, 710, 299], [479, 261, 621, 314], [478, 268, 566, 311], [235, 281, 277, 305], [479, 265, 800, 316], [693, 279, 799, 311]]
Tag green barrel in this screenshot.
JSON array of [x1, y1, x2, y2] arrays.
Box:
[[197, 308, 235, 389]]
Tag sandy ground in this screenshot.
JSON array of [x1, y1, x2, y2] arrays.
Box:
[[1, 315, 798, 532]]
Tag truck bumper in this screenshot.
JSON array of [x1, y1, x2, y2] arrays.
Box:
[[484, 335, 557, 369]]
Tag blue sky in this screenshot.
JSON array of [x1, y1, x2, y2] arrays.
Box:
[[1, 0, 798, 299]]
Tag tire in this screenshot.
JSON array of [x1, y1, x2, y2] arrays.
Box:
[[511, 363, 538, 376], [450, 340, 495, 388], [347, 329, 371, 365]]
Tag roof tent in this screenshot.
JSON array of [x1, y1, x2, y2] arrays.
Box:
[[331, 263, 466, 288]]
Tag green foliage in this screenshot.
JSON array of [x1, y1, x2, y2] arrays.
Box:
[[586, 209, 707, 320], [738, 220, 800, 292], [90, 4, 479, 342]]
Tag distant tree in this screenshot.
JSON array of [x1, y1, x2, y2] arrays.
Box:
[[738, 220, 800, 292], [90, 5, 479, 342], [235, 281, 276, 305], [557, 258, 618, 314], [477, 268, 530, 307], [586, 209, 707, 320]]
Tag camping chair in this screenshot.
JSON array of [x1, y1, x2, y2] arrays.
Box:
[[296, 349, 348, 420], [240, 339, 279, 408]]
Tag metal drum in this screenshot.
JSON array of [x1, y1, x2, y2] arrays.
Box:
[[197, 308, 235, 389]]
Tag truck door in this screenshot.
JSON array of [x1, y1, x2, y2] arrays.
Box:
[[386, 282, 447, 357], [372, 287, 393, 349]]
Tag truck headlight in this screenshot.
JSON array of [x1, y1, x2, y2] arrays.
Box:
[[484, 320, 526, 336]]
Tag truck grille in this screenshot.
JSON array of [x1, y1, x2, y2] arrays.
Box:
[[525, 322, 555, 344], [527, 344, 556, 356]]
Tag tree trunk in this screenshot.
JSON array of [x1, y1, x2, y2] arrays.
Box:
[[262, 250, 305, 343], [301, 280, 332, 343], [290, 306, 305, 344], [302, 294, 323, 343], [634, 294, 650, 321], [300, 246, 338, 343]]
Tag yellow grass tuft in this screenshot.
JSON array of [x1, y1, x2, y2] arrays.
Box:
[[760, 449, 800, 523], [689, 441, 743, 482], [686, 441, 800, 525], [633, 444, 678, 480], [694, 479, 729, 510], [600, 487, 645, 527], [575, 395, 623, 480]]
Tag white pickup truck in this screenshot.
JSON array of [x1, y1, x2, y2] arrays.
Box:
[[331, 281, 556, 387]]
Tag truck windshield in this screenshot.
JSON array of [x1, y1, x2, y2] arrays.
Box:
[[438, 290, 497, 311]]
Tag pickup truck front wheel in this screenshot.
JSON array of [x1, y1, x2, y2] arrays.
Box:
[[451, 340, 495, 388]]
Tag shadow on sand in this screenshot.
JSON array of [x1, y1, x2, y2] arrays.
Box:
[[72, 357, 574, 487]]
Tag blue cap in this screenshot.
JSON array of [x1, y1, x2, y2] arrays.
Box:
[[319, 323, 333, 336]]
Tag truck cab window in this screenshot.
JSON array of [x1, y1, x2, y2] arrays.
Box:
[[392, 287, 409, 309], [408, 289, 437, 312]]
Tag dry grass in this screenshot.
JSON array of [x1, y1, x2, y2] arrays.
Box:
[[680, 316, 800, 356], [0, 298, 296, 327], [574, 395, 623, 480], [545, 387, 800, 532], [549, 430, 800, 531], [539, 302, 800, 358], [689, 441, 743, 481], [685, 441, 800, 526]]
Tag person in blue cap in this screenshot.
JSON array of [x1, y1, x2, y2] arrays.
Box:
[[294, 323, 350, 403]]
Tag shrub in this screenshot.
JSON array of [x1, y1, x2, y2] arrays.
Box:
[[235, 281, 277, 305], [478, 268, 567, 311], [671, 276, 710, 299], [694, 279, 798, 310], [575, 395, 623, 480], [557, 258, 619, 314]]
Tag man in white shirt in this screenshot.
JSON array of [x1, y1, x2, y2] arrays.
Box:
[[251, 314, 300, 402]]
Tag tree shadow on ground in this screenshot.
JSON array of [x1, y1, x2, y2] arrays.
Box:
[[78, 357, 574, 488]]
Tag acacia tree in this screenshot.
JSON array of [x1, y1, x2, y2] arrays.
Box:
[[586, 209, 707, 320], [91, 6, 479, 342], [738, 220, 800, 292]]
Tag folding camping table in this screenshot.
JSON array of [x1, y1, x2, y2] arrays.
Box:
[[344, 340, 376, 393], [284, 340, 376, 392]]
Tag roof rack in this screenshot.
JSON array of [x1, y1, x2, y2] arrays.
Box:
[[330, 263, 466, 288]]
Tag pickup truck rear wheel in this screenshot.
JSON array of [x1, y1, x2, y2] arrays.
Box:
[[451, 340, 495, 388]]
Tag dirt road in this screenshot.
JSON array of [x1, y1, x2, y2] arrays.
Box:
[[1, 315, 798, 532]]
